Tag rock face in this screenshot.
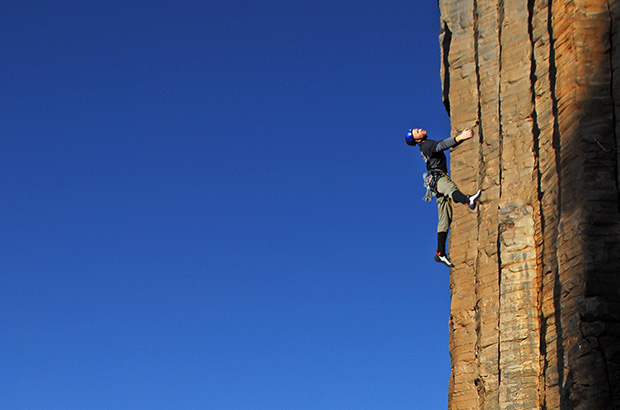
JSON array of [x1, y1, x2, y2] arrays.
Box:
[[438, 0, 620, 409]]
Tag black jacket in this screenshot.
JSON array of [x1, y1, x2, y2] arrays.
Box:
[[418, 137, 460, 173]]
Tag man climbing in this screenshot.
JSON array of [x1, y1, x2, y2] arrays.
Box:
[[406, 127, 481, 268]]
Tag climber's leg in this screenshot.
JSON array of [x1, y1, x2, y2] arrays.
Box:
[[437, 175, 481, 209], [437, 231, 448, 255], [451, 190, 468, 204], [436, 175, 459, 202], [436, 194, 453, 234], [435, 195, 455, 268]]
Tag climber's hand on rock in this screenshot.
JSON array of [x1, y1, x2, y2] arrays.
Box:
[[456, 128, 474, 142]]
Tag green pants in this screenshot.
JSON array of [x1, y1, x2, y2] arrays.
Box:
[[436, 175, 459, 233]]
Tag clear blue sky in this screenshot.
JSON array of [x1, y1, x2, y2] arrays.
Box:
[[2, 1, 454, 409]]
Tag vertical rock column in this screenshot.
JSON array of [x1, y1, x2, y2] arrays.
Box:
[[529, 0, 562, 408], [438, 1, 481, 409], [495, 0, 542, 408], [471, 0, 502, 405]]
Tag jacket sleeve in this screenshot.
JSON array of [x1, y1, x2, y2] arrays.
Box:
[[433, 137, 459, 153]]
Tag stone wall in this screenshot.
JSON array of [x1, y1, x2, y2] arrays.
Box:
[[437, 0, 620, 409]]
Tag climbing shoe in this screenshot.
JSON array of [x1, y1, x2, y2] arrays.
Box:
[[468, 189, 481, 210], [435, 251, 455, 268]]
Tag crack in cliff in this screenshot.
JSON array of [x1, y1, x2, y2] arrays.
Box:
[[496, 0, 505, 393], [442, 21, 453, 117], [472, 1, 486, 406], [473, 0, 486, 189]]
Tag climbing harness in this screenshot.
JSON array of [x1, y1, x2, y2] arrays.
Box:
[[422, 169, 448, 201]]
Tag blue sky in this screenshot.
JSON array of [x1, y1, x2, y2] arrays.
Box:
[[2, 1, 454, 409]]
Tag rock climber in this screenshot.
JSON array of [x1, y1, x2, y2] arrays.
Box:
[[406, 127, 481, 268]]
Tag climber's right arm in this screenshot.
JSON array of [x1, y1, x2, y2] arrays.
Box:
[[433, 128, 474, 153], [434, 137, 459, 153]]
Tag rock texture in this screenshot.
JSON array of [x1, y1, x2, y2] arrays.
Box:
[[437, 0, 620, 409]]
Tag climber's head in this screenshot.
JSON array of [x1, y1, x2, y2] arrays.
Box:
[[405, 128, 427, 146]]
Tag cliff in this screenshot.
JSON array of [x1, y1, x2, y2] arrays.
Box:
[[437, 0, 620, 409]]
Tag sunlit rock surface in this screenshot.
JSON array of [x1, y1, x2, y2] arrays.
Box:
[[437, 0, 620, 408]]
